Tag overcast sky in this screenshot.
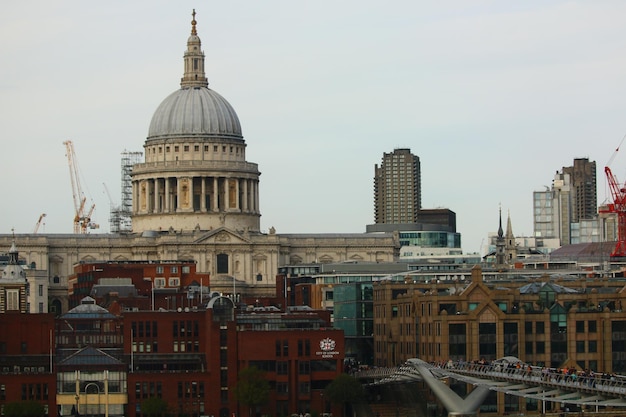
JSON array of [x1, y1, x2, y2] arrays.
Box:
[[2, 1, 626, 254]]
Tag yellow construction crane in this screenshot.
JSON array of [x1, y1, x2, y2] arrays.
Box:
[[33, 213, 46, 234], [63, 140, 99, 234]]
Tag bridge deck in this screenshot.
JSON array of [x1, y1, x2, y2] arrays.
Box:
[[356, 359, 626, 408]]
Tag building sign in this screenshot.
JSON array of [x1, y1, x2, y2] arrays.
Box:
[[316, 337, 339, 358]]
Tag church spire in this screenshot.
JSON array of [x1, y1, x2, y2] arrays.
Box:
[[180, 9, 209, 88]]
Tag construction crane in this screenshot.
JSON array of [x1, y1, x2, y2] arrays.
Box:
[[63, 140, 99, 234], [600, 137, 626, 257], [32, 213, 46, 234]]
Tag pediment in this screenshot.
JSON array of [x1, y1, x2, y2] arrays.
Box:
[[466, 284, 490, 302], [289, 255, 303, 264], [192, 228, 251, 245], [469, 301, 506, 321]]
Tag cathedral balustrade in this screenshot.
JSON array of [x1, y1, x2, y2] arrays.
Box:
[[134, 160, 259, 172]]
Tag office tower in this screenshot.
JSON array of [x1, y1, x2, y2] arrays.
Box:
[[374, 148, 421, 224], [533, 158, 599, 245], [562, 158, 597, 221]]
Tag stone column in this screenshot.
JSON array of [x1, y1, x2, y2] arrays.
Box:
[[235, 178, 240, 211], [176, 177, 181, 212], [242, 179, 248, 212], [164, 177, 170, 213], [200, 177, 206, 212], [213, 177, 219, 212], [224, 178, 230, 210], [154, 178, 160, 213], [254, 180, 260, 213]]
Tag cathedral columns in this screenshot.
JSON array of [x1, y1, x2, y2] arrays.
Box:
[[242, 179, 248, 212], [154, 178, 160, 213], [200, 177, 207, 212], [164, 178, 171, 212], [223, 178, 230, 211], [233, 178, 236, 211], [213, 177, 219, 212]]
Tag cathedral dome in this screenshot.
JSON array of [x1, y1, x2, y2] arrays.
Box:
[[147, 87, 242, 139]]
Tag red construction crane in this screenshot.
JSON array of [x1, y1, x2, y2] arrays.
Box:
[[601, 166, 626, 257], [600, 138, 626, 257]]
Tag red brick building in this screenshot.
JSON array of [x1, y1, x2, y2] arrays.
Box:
[[68, 260, 210, 312], [0, 294, 344, 417], [0, 313, 56, 416]]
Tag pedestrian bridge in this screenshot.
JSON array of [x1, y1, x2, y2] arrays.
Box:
[[355, 357, 626, 417]]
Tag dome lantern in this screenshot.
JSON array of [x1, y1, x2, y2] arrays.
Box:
[[181, 9, 208, 89]]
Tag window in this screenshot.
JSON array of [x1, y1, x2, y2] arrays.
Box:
[[298, 361, 310, 375], [156, 266, 164, 274], [525, 342, 533, 354], [217, 254, 229, 274], [184, 145, 189, 152], [576, 321, 585, 333], [169, 278, 180, 287], [38, 285, 43, 297], [536, 341, 545, 354], [298, 381, 310, 394], [276, 382, 288, 395], [182, 266, 190, 274], [576, 341, 585, 353], [276, 361, 288, 375], [525, 321, 532, 334], [536, 322, 545, 334], [588, 320, 597, 333], [6, 290, 19, 311], [171, 266, 178, 274], [589, 340, 597, 353], [155, 278, 166, 288]]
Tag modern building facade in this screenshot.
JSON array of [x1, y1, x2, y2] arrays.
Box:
[[374, 148, 421, 224], [533, 158, 602, 246], [367, 209, 462, 260]]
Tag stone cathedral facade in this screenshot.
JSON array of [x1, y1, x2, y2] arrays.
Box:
[[1, 12, 398, 313]]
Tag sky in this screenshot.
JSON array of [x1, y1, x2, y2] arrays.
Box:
[[2, 1, 626, 255]]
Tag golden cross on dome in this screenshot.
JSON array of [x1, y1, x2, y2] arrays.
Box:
[[191, 9, 197, 35]]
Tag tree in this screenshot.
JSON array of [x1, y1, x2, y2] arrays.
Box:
[[324, 374, 365, 417], [140, 397, 169, 417], [234, 366, 270, 417], [4, 400, 46, 417]]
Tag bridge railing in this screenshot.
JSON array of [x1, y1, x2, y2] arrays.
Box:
[[432, 361, 626, 397]]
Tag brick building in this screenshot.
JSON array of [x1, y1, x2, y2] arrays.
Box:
[[0, 294, 344, 417], [373, 265, 626, 415]]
